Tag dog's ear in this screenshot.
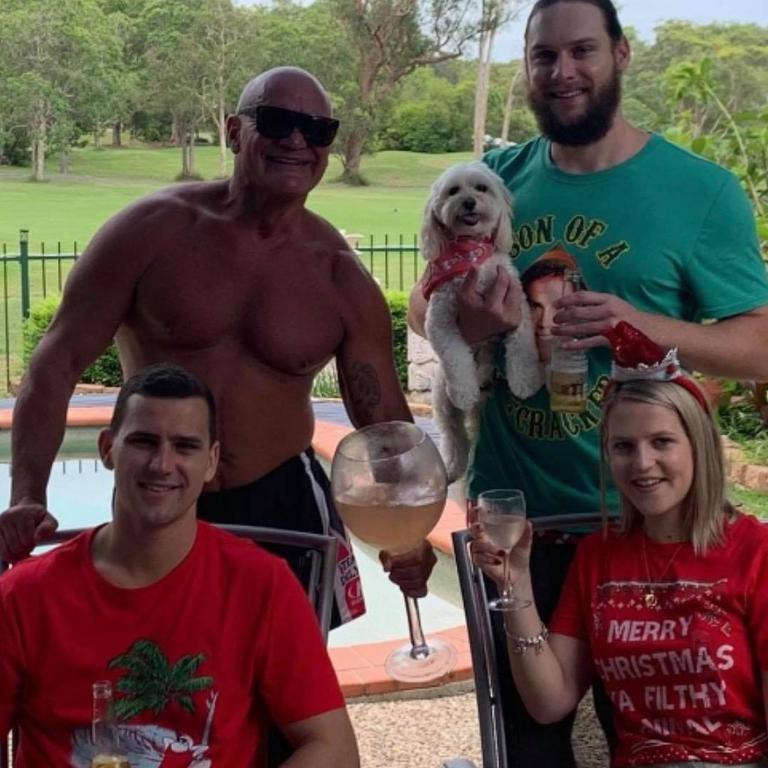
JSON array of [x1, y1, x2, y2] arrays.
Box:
[[491, 173, 514, 255], [420, 188, 449, 263]]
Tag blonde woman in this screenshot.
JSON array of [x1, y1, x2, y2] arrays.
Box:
[[472, 322, 768, 767]]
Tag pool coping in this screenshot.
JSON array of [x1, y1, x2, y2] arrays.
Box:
[[0, 405, 473, 698]]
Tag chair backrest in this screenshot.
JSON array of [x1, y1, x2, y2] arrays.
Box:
[[1, 523, 338, 768], [452, 528, 508, 768], [452, 513, 604, 768]]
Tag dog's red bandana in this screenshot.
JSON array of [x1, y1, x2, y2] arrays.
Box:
[[422, 237, 495, 300]]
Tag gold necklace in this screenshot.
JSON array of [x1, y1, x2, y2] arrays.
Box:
[[640, 535, 685, 609]]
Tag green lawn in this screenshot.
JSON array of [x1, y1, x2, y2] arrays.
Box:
[[0, 145, 471, 250]]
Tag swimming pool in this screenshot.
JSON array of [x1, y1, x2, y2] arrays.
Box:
[[0, 430, 466, 649]]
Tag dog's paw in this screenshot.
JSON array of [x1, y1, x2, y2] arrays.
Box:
[[507, 365, 545, 399], [446, 379, 480, 411]]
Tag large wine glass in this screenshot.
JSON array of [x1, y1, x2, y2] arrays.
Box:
[[331, 421, 456, 682]]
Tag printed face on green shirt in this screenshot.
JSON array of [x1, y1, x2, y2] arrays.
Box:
[[527, 273, 573, 363]]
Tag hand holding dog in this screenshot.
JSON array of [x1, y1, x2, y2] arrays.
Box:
[[458, 265, 524, 346], [554, 289, 645, 349]]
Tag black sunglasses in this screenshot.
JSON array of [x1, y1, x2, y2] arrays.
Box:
[[238, 105, 339, 147]]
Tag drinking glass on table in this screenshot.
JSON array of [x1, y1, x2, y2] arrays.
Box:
[[477, 489, 531, 611], [331, 421, 456, 682]]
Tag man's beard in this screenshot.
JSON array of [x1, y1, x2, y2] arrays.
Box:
[[527, 67, 621, 147]]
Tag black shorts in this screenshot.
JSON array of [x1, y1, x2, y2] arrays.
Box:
[[197, 448, 365, 628]]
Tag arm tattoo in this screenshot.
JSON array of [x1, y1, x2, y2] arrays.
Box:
[[346, 361, 382, 423]]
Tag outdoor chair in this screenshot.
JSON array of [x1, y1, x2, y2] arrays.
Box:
[[1, 523, 338, 768], [445, 513, 604, 768]]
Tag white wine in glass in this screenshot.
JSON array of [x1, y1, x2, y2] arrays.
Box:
[[332, 421, 456, 682], [478, 489, 531, 611]]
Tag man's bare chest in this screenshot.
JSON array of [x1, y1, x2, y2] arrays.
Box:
[[126, 248, 344, 375]]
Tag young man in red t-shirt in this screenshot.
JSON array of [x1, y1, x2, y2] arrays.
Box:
[[0, 364, 359, 767]]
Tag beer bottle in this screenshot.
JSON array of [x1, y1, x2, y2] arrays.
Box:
[[548, 269, 588, 413], [91, 681, 130, 768]]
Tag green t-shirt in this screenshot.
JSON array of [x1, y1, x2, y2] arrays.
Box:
[[472, 134, 768, 516]]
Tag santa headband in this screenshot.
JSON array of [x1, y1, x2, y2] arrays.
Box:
[[603, 322, 709, 411]]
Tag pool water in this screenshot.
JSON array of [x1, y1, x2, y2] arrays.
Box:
[[0, 431, 466, 648]]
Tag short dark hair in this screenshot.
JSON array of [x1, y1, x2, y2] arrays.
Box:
[[110, 363, 217, 441], [521, 258, 568, 293], [525, 0, 624, 47]]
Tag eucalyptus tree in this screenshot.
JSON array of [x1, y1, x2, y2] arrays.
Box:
[[327, 0, 479, 184], [0, 0, 124, 179], [134, 0, 208, 178], [189, 0, 256, 178], [471, 0, 527, 156]]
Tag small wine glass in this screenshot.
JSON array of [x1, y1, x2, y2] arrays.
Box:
[[331, 421, 456, 682], [477, 489, 531, 611]]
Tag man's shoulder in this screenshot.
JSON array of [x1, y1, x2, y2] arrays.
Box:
[[201, 522, 289, 577], [0, 531, 88, 595], [483, 137, 544, 175], [86, 180, 230, 259], [126, 180, 228, 220], [649, 134, 739, 187], [299, 209, 351, 252]]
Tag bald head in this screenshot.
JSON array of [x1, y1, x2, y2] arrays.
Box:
[[236, 67, 332, 116]]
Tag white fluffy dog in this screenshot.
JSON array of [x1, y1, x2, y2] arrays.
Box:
[[421, 161, 543, 482]]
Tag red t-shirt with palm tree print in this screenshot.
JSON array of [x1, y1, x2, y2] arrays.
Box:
[[0, 522, 344, 767]]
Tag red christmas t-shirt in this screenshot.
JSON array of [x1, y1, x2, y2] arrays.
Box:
[[551, 514, 768, 766], [0, 522, 344, 767]]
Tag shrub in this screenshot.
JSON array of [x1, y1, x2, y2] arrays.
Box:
[[23, 297, 122, 387], [718, 385, 768, 464], [385, 290, 409, 390], [312, 362, 340, 398]]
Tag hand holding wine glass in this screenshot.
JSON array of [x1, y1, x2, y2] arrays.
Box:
[[331, 421, 456, 682], [475, 489, 532, 611]]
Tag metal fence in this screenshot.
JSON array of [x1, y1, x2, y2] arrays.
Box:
[[0, 229, 422, 393]]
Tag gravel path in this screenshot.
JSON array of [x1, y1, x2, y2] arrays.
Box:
[[348, 683, 610, 767]]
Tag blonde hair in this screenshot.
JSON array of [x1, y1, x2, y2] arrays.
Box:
[[600, 379, 734, 554]]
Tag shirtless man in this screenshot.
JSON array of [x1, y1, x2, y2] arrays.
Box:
[[0, 66, 430, 624]]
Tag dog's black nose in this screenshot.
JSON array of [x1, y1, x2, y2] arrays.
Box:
[[462, 197, 477, 211]]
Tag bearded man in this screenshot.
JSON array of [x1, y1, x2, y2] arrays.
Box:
[[409, 0, 768, 763]]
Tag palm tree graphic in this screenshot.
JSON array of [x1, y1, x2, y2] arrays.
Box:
[[108, 639, 214, 720]]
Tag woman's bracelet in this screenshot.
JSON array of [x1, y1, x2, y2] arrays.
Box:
[[504, 622, 549, 655]]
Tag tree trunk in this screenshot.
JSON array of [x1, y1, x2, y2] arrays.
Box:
[[32, 137, 45, 181], [59, 149, 70, 174], [180, 131, 195, 178], [94, 125, 102, 149], [112, 121, 122, 147], [473, 26, 497, 158], [218, 98, 227, 178], [340, 126, 368, 185], [501, 66, 522, 142]]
